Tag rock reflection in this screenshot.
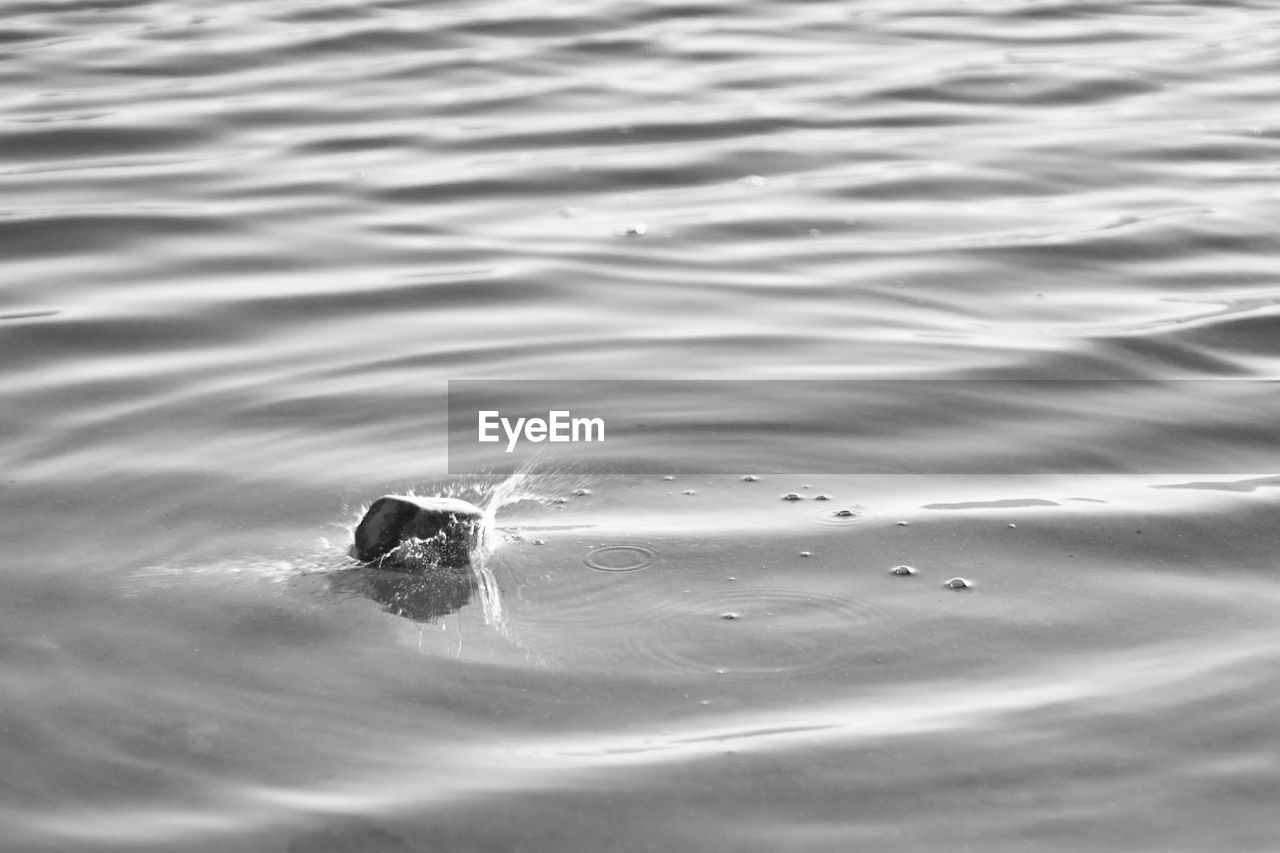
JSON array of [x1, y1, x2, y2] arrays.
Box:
[[328, 565, 476, 622]]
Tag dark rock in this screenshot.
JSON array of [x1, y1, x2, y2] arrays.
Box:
[[351, 495, 485, 568]]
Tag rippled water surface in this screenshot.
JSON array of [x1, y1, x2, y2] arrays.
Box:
[[3, 0, 1280, 850]]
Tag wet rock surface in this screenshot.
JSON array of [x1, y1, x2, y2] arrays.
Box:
[[352, 495, 484, 568]]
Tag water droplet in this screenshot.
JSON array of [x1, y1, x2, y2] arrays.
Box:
[[890, 565, 915, 576], [814, 494, 831, 501], [616, 223, 647, 237], [809, 505, 871, 527], [741, 474, 759, 482], [782, 493, 804, 502], [721, 612, 741, 620], [944, 577, 972, 590]]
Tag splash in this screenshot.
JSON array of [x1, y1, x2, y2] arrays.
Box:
[[465, 461, 593, 636], [352, 462, 585, 637], [125, 465, 583, 649]]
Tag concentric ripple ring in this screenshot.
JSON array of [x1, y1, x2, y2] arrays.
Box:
[[583, 544, 657, 573]]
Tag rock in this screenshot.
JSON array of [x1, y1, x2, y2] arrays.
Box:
[[352, 495, 485, 568]]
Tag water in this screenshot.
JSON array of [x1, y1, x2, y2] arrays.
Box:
[[3, 0, 1280, 849]]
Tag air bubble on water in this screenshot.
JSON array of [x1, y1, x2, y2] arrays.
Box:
[[782, 493, 804, 501], [799, 551, 811, 558], [551, 497, 568, 504], [531, 539, 548, 546], [944, 577, 972, 590], [558, 206, 584, 218], [809, 228, 822, 237], [1008, 523, 1016, 528], [616, 223, 647, 237], [890, 565, 915, 576], [573, 488, 591, 497], [740, 175, 767, 187], [814, 495, 831, 501], [721, 612, 741, 620], [715, 668, 726, 675], [741, 474, 759, 482], [897, 521, 910, 526], [683, 489, 697, 495], [835, 509, 855, 517], [664, 476, 675, 481]]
